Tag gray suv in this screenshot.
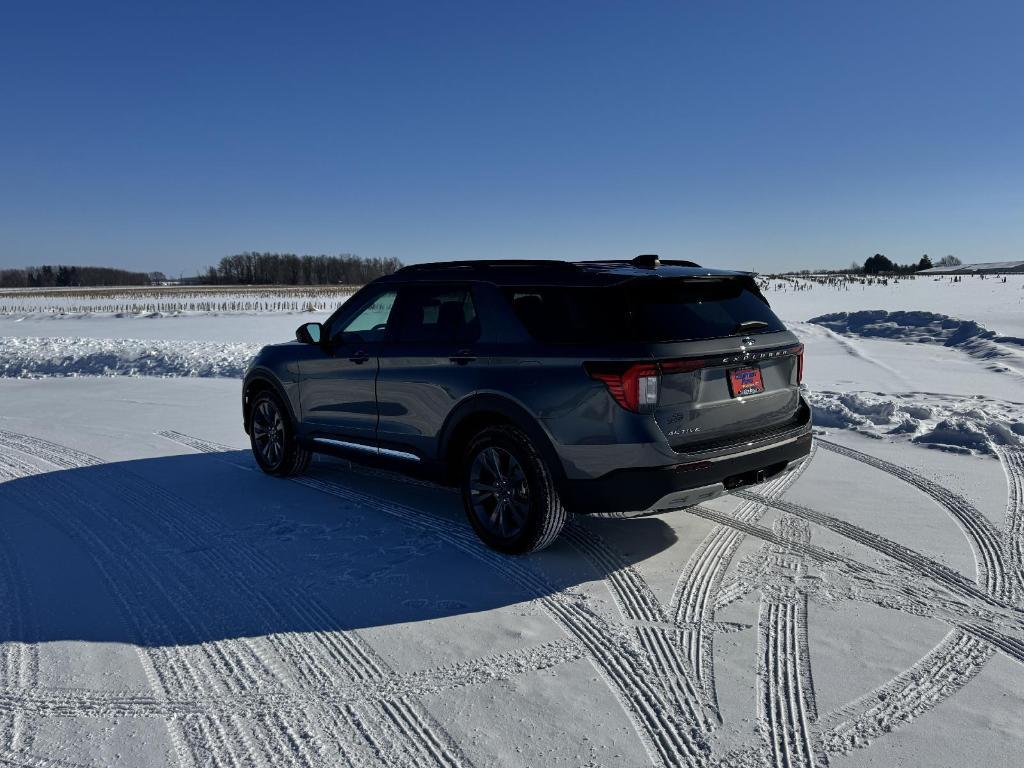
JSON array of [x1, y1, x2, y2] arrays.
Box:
[[242, 257, 811, 553]]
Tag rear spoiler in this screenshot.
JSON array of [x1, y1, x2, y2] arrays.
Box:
[[625, 271, 772, 307]]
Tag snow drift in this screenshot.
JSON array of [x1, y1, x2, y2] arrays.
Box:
[[0, 336, 259, 378], [806, 389, 1023, 454], [809, 309, 1024, 374]]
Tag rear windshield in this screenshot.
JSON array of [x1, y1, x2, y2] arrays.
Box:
[[505, 278, 784, 343]]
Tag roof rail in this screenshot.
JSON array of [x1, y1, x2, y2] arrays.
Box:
[[582, 257, 704, 269], [397, 259, 578, 272]]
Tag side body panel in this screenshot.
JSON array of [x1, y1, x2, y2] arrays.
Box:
[[375, 344, 480, 457], [296, 341, 379, 441]]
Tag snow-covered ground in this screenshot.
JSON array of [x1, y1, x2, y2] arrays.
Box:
[[764, 273, 1024, 337], [0, 277, 1022, 767], [764, 275, 1024, 457]]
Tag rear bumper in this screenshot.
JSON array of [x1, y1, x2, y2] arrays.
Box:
[[560, 430, 812, 515]]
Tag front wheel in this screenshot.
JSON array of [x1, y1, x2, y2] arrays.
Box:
[[249, 391, 311, 477], [461, 425, 567, 554]]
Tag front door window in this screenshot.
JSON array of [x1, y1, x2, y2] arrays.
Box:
[[332, 290, 398, 344]]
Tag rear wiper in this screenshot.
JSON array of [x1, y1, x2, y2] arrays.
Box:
[[733, 320, 769, 334]]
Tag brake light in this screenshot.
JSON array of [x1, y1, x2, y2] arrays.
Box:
[[795, 344, 804, 384], [659, 358, 708, 374], [585, 362, 659, 413]]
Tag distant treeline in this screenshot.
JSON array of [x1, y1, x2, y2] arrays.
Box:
[[203, 252, 403, 285], [0, 265, 151, 288], [805, 254, 963, 277], [0, 253, 403, 289], [859, 253, 933, 275]]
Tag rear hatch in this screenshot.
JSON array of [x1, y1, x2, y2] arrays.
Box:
[[504, 273, 805, 453], [626, 276, 804, 452]]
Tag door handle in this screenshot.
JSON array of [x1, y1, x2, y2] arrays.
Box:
[[449, 350, 476, 365], [349, 350, 370, 364]]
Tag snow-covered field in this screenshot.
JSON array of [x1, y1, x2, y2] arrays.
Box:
[[0, 285, 356, 315], [0, 276, 1022, 767]]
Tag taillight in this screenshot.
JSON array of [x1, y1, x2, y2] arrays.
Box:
[[585, 362, 660, 413], [659, 358, 707, 374], [795, 344, 804, 384]]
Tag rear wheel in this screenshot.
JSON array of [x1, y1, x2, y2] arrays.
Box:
[[461, 425, 567, 553], [249, 390, 311, 476]]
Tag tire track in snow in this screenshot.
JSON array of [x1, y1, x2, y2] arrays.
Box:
[[686, 505, 1000, 761], [0, 461, 40, 757], [816, 438, 1007, 600], [0, 432, 467, 768], [0, 448, 254, 768], [670, 448, 814, 718], [160, 431, 709, 768], [755, 514, 823, 768], [713, 578, 755, 612], [0, 751, 97, 768], [0, 432, 100, 469], [806, 438, 1018, 755], [687, 506, 1024, 641], [154, 431, 476, 766], [0, 447, 321, 768], [0, 638, 584, 720], [736, 491, 1004, 609], [791, 323, 911, 388], [562, 523, 713, 754], [698, 435, 1024, 760], [816, 630, 992, 754], [995, 446, 1024, 601], [156, 431, 479, 767], [133, 453, 473, 768], [294, 474, 704, 768], [72, 437, 471, 768]]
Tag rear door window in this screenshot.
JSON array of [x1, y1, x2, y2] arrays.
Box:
[[395, 285, 481, 344], [505, 288, 628, 343]]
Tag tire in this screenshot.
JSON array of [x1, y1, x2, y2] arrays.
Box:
[[461, 425, 568, 554], [249, 390, 312, 477]]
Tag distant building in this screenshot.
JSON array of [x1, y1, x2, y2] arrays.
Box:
[[918, 259, 1024, 275]]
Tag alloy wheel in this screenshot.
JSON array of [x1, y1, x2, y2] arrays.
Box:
[[469, 446, 530, 539], [252, 399, 285, 468]]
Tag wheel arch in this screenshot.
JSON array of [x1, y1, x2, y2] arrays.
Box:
[[242, 370, 298, 434], [438, 394, 566, 485]]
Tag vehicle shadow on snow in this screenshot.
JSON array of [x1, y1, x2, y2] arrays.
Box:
[[0, 449, 677, 647]]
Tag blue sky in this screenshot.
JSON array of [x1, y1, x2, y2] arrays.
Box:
[[2, 1, 1022, 274]]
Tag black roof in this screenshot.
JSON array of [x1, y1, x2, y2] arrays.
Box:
[[383, 257, 751, 287]]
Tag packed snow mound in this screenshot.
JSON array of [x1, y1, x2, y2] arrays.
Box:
[[0, 336, 259, 378], [805, 389, 1023, 455], [809, 310, 1024, 374]]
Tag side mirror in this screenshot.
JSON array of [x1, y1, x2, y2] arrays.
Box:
[[295, 322, 323, 344]]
